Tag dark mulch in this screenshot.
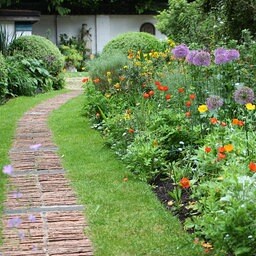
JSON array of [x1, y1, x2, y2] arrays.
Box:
[[151, 176, 198, 225]]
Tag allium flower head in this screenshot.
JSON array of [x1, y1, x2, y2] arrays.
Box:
[[171, 44, 189, 58], [226, 49, 240, 61], [206, 95, 224, 110], [185, 50, 198, 64], [233, 86, 254, 105], [192, 51, 211, 66], [214, 47, 240, 64]]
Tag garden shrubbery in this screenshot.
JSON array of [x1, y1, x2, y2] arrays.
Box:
[[102, 32, 163, 55], [0, 52, 8, 103], [8, 35, 65, 89], [83, 32, 256, 255], [0, 32, 66, 103]]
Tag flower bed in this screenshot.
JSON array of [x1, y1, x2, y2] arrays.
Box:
[[83, 37, 256, 255]]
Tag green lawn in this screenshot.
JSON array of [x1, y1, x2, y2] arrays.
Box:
[[49, 94, 204, 256]]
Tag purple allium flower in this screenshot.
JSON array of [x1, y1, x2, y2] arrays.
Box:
[[171, 44, 189, 58], [226, 49, 240, 61], [29, 143, 42, 150], [192, 51, 211, 66], [206, 95, 224, 110], [214, 47, 240, 64], [3, 165, 13, 176], [233, 86, 254, 104], [28, 214, 36, 222], [8, 216, 22, 228], [185, 50, 199, 64]]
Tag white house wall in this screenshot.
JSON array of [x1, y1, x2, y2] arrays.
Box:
[[32, 14, 166, 54]]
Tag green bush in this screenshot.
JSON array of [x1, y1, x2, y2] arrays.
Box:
[[102, 32, 163, 55], [6, 55, 53, 96], [0, 53, 8, 103], [8, 35, 64, 76]]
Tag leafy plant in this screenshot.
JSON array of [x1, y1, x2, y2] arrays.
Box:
[[0, 52, 8, 103]]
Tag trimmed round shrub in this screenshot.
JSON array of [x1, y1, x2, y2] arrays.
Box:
[[0, 53, 8, 103], [8, 35, 64, 76], [102, 32, 163, 55]]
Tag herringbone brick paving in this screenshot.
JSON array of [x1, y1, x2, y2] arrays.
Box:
[[1, 89, 94, 255]]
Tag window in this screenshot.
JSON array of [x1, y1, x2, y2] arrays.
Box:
[[140, 22, 155, 35], [15, 22, 32, 37]]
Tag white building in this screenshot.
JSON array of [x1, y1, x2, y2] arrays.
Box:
[[0, 10, 166, 54]]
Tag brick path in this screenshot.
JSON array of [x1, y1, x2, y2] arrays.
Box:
[[1, 90, 94, 256]]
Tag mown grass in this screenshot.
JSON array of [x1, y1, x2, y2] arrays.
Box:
[[0, 89, 68, 238], [49, 94, 204, 256]]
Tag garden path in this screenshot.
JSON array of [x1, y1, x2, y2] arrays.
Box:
[[0, 86, 94, 255]]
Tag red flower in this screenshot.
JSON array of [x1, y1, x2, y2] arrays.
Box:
[[221, 122, 227, 127], [189, 94, 196, 100], [232, 118, 244, 126], [185, 101, 192, 107], [210, 117, 218, 124], [165, 94, 172, 100], [217, 152, 226, 160], [93, 78, 100, 83], [148, 90, 155, 96], [178, 87, 185, 93], [143, 92, 150, 99], [82, 77, 89, 83], [249, 162, 256, 172], [155, 81, 161, 86], [158, 85, 169, 91], [180, 177, 190, 189], [205, 146, 212, 153], [218, 146, 225, 153], [128, 128, 135, 134], [185, 111, 191, 117]]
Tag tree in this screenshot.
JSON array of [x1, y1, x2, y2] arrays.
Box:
[[0, 0, 168, 15]]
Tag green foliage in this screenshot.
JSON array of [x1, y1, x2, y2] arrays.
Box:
[[102, 32, 163, 55], [88, 52, 129, 93], [6, 55, 53, 96], [156, 0, 225, 47], [0, 53, 8, 103], [187, 174, 256, 256], [8, 35, 64, 76], [59, 33, 88, 71]]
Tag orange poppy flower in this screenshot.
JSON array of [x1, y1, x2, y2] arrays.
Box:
[[180, 177, 190, 189], [178, 87, 185, 93], [93, 78, 100, 83], [82, 77, 89, 83], [218, 146, 225, 153], [205, 146, 212, 153], [249, 162, 256, 172], [210, 117, 218, 124], [185, 111, 191, 117], [143, 92, 150, 99], [224, 144, 234, 152], [128, 128, 134, 134], [217, 152, 226, 160], [185, 101, 192, 107], [148, 90, 155, 96], [155, 81, 161, 86], [221, 121, 227, 127], [165, 94, 172, 100], [189, 94, 196, 100]]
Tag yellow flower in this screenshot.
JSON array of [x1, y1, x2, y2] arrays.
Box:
[[114, 83, 120, 89], [224, 144, 234, 152], [198, 105, 208, 113], [106, 71, 111, 77], [123, 65, 128, 69], [245, 103, 255, 110], [124, 113, 131, 120], [105, 93, 111, 98]]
